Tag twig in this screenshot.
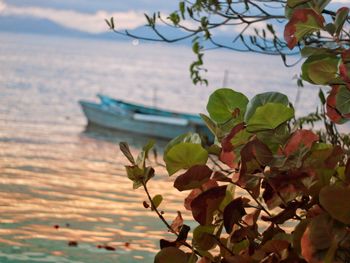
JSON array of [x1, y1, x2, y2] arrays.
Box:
[[141, 182, 202, 257]]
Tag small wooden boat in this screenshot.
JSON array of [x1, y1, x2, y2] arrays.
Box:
[[79, 95, 211, 140]]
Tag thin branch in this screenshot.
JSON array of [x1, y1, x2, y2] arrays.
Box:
[[141, 182, 202, 257]]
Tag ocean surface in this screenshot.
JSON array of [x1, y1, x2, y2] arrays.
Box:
[[0, 32, 342, 262]]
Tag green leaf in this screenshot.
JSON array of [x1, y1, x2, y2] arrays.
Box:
[[125, 166, 155, 189], [207, 88, 248, 124], [324, 23, 335, 35], [169, 12, 180, 25], [136, 140, 155, 168], [230, 129, 252, 148], [287, 0, 310, 8], [192, 42, 200, 54], [318, 88, 326, 104], [165, 143, 208, 175], [192, 225, 217, 251], [246, 103, 294, 132], [164, 132, 201, 156], [119, 142, 135, 165], [244, 92, 289, 122], [179, 2, 185, 19], [219, 183, 236, 211], [314, 0, 331, 12], [300, 47, 333, 58], [199, 113, 217, 136], [335, 7, 349, 36], [306, 56, 339, 85], [319, 185, 350, 224], [152, 194, 163, 210], [155, 247, 188, 263], [335, 85, 350, 115], [256, 124, 290, 153]]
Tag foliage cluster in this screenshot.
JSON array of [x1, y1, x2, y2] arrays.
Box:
[[107, 0, 350, 85], [118, 0, 350, 262]]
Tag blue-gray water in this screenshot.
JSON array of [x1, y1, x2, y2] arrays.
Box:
[[0, 32, 343, 262]]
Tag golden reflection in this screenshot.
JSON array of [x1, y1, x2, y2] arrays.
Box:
[[0, 120, 296, 262]]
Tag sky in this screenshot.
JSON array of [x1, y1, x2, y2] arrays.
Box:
[[0, 0, 178, 33], [0, 0, 348, 35]]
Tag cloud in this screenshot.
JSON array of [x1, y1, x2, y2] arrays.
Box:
[[0, 1, 6, 12], [0, 1, 147, 33]]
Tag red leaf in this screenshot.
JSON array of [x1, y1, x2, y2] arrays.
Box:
[[326, 104, 343, 123], [219, 150, 237, 168], [326, 86, 344, 123], [223, 197, 247, 234], [340, 49, 350, 86], [220, 123, 245, 168], [184, 179, 218, 210], [221, 123, 245, 152], [284, 129, 319, 156], [191, 185, 227, 225], [169, 211, 184, 234], [284, 9, 324, 49], [339, 63, 350, 84], [240, 139, 272, 183], [174, 165, 212, 191]]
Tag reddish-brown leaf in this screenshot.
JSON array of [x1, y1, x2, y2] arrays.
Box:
[[183, 179, 218, 210], [284, 9, 324, 49], [284, 129, 319, 156], [170, 211, 184, 234], [174, 165, 212, 191], [219, 150, 237, 168], [191, 185, 227, 225], [221, 123, 245, 152], [339, 63, 350, 84], [223, 197, 247, 234], [326, 86, 346, 123], [212, 171, 232, 182], [219, 123, 245, 168]]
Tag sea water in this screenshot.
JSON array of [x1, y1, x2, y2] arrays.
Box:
[[0, 32, 339, 262]]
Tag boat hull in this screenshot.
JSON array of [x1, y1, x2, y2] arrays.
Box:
[[79, 101, 210, 140]]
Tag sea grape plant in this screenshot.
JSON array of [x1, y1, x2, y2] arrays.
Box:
[[119, 1, 350, 262], [121, 87, 350, 262]]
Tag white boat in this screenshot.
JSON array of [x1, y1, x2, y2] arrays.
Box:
[[79, 96, 211, 140]]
